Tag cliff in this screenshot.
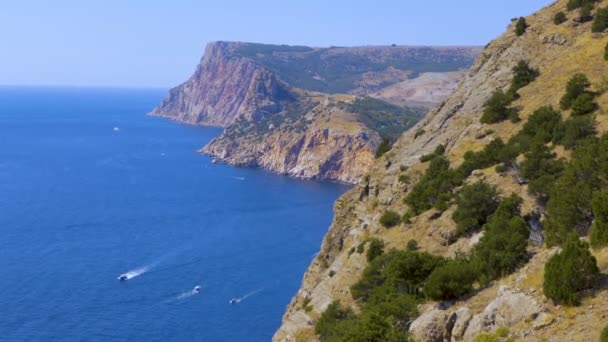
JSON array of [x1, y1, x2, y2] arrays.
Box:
[[275, 0, 608, 341], [150, 42, 480, 183]]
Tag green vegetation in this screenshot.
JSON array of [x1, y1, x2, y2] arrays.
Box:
[[379, 211, 401, 228], [347, 97, 424, 140], [579, 2, 594, 22], [515, 17, 528, 36], [406, 239, 419, 251], [592, 7, 608, 32], [553, 115, 596, 149], [315, 300, 355, 340], [508, 60, 540, 97], [356, 242, 365, 254], [560, 73, 592, 110], [571, 93, 597, 116], [605, 41, 608, 61], [543, 234, 599, 305], [233, 43, 477, 94], [420, 144, 446, 162], [474, 327, 512, 342], [480, 90, 518, 124], [554, 11, 567, 24], [521, 141, 565, 199], [424, 258, 478, 300], [590, 190, 608, 249], [375, 138, 392, 159], [414, 129, 425, 139], [405, 155, 457, 214], [545, 135, 608, 246], [452, 181, 500, 237], [601, 325, 608, 342], [567, 0, 598, 11], [367, 238, 385, 262]]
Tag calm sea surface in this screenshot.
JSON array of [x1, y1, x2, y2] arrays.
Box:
[[0, 87, 348, 341]]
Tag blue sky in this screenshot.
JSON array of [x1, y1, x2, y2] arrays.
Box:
[[0, 0, 552, 88]]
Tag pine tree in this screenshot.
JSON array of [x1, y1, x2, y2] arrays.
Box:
[[560, 73, 591, 109], [480, 89, 517, 124], [452, 181, 500, 236], [515, 17, 528, 36], [590, 190, 608, 249], [543, 233, 599, 305]]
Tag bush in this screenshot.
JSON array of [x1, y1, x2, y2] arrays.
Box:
[[315, 300, 355, 340], [342, 311, 408, 342], [402, 210, 413, 224], [379, 211, 401, 228], [571, 92, 597, 116], [424, 258, 479, 300], [601, 325, 608, 342], [407, 239, 419, 251], [568, 0, 598, 11], [375, 138, 392, 158], [420, 144, 446, 162], [351, 249, 444, 301], [480, 90, 518, 124], [590, 190, 608, 249], [515, 17, 528, 36], [405, 155, 458, 214], [554, 11, 567, 24], [521, 140, 565, 199], [367, 238, 385, 261], [543, 233, 599, 305], [356, 242, 365, 254], [592, 7, 608, 32], [473, 197, 529, 283], [453, 181, 500, 237], [605, 41, 608, 61], [560, 73, 591, 109], [553, 114, 596, 149], [520, 106, 562, 144], [509, 60, 539, 96], [579, 2, 594, 22]]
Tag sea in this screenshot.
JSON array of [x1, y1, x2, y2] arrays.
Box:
[[0, 87, 349, 341]]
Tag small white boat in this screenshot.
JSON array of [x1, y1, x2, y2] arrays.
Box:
[[193, 286, 202, 293], [118, 274, 128, 281]]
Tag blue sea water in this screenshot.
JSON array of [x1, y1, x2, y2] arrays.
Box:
[[0, 87, 349, 341]]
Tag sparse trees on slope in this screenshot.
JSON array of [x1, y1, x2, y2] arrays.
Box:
[[452, 181, 500, 237]]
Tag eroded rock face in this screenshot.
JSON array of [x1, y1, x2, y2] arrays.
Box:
[[409, 309, 448, 342], [150, 41, 480, 183]]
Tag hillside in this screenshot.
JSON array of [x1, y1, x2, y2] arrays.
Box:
[[149, 42, 480, 183], [274, 0, 608, 341]]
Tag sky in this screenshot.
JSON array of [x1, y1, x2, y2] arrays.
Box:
[[0, 0, 553, 88]]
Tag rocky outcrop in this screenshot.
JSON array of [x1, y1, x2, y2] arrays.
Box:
[[275, 0, 608, 340], [150, 42, 480, 183]]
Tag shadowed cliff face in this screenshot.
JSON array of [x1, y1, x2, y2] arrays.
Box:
[[274, 0, 608, 340], [150, 42, 480, 182]]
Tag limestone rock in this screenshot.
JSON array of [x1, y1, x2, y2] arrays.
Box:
[[409, 309, 448, 342]]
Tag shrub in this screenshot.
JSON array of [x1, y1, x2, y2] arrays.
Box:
[[553, 114, 596, 149], [407, 239, 419, 251], [352, 250, 444, 301], [521, 140, 565, 199], [579, 2, 594, 22], [473, 199, 529, 283], [453, 181, 500, 237], [554, 11, 567, 24], [509, 60, 540, 96], [601, 325, 608, 342], [379, 211, 401, 228], [402, 210, 413, 224], [520, 106, 562, 144], [592, 7, 608, 32], [414, 129, 425, 139], [560, 73, 591, 109], [367, 238, 385, 261], [605, 41, 608, 61], [568, 0, 598, 11], [315, 300, 355, 340], [543, 233, 599, 305], [342, 311, 408, 342], [571, 92, 597, 116], [480, 90, 518, 124], [515, 17, 528, 36], [424, 258, 479, 300], [356, 242, 365, 254], [420, 144, 446, 162], [375, 138, 392, 158], [405, 155, 458, 214], [590, 190, 608, 249]]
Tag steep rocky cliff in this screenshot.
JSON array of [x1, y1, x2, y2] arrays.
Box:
[[275, 0, 608, 341], [150, 42, 481, 183]]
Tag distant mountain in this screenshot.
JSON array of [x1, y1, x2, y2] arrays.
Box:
[[150, 41, 481, 182]]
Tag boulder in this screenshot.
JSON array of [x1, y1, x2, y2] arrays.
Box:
[[409, 309, 448, 342]]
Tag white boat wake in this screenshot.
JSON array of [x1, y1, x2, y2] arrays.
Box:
[[230, 288, 263, 304], [231, 176, 245, 181]]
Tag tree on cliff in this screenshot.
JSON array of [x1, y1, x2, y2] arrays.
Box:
[[590, 189, 608, 249]]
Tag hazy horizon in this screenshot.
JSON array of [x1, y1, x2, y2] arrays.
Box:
[[1, 0, 552, 88]]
